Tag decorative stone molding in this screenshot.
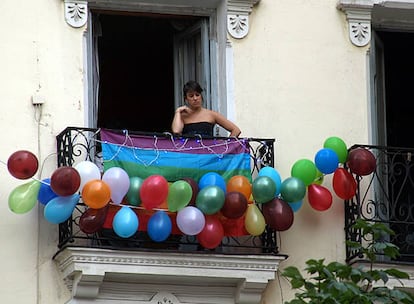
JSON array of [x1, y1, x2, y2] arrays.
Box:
[[55, 247, 286, 303], [63, 0, 88, 28], [227, 0, 261, 39], [337, 1, 373, 47]]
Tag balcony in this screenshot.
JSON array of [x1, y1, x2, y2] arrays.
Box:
[[52, 127, 286, 303], [345, 144, 414, 265]]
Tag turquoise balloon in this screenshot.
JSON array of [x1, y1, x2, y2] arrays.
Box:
[[113, 206, 139, 238], [198, 172, 226, 193], [44, 194, 80, 224], [258, 166, 282, 196], [252, 176, 276, 203], [288, 200, 303, 213], [196, 185, 225, 215], [126, 176, 144, 206], [8, 180, 41, 214], [168, 180, 193, 212], [280, 177, 306, 203]]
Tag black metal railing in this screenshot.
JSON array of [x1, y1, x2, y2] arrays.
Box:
[[55, 127, 279, 255], [345, 144, 414, 264]]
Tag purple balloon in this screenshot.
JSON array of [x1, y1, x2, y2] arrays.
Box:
[[176, 206, 205, 235]]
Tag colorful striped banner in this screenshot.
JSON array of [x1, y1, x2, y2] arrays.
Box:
[[100, 129, 252, 182]]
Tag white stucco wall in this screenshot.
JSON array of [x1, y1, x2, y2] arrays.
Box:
[[0, 0, 371, 303]]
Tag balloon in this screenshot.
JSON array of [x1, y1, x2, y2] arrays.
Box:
[[195, 185, 225, 215], [50, 166, 81, 196], [180, 177, 199, 205], [258, 166, 282, 196], [74, 160, 101, 192], [167, 180, 193, 212], [197, 215, 224, 249], [262, 198, 294, 231], [7, 150, 39, 179], [291, 159, 317, 186], [244, 204, 266, 236], [113, 206, 139, 238], [221, 191, 248, 219], [252, 176, 276, 204], [79, 205, 109, 234], [333, 168, 357, 200], [226, 175, 252, 201], [82, 179, 111, 209], [347, 148, 376, 176], [8, 180, 41, 214], [176, 206, 205, 235], [314, 148, 339, 174], [147, 210, 172, 242], [280, 177, 306, 203], [37, 178, 58, 205], [198, 172, 226, 193], [102, 167, 130, 205], [324, 136, 348, 164], [140, 175, 169, 210], [125, 176, 144, 206], [313, 170, 324, 185], [289, 200, 303, 212], [308, 184, 333, 211], [44, 194, 80, 224]]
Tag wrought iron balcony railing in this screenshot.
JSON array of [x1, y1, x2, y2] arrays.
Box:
[[345, 144, 414, 264], [55, 127, 279, 256]]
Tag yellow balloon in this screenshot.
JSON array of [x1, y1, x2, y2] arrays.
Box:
[[244, 204, 266, 236]]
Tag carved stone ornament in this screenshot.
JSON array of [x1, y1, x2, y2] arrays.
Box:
[[227, 0, 261, 39], [63, 0, 88, 28]]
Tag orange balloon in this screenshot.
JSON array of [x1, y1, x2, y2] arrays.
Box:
[[227, 175, 252, 200], [82, 179, 111, 209]]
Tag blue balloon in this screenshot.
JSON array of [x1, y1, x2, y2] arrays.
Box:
[[314, 148, 339, 174], [258, 166, 282, 196], [38, 178, 58, 205], [147, 211, 172, 242], [288, 200, 303, 213], [198, 172, 226, 193], [113, 206, 139, 238], [44, 194, 80, 224]]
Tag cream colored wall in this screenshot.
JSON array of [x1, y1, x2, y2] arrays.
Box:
[[229, 1, 369, 303], [0, 0, 83, 303]]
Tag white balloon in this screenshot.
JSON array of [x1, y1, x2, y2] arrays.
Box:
[[176, 206, 205, 235], [74, 161, 101, 192], [102, 167, 130, 204]]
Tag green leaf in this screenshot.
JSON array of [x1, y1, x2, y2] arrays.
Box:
[[384, 268, 410, 279]]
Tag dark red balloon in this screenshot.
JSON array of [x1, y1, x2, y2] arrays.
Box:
[[79, 206, 109, 234], [221, 191, 248, 219], [307, 184, 333, 211], [262, 198, 294, 231], [50, 166, 81, 196], [7, 150, 39, 179], [333, 168, 357, 200], [347, 148, 376, 176], [197, 215, 224, 249], [181, 177, 199, 206]]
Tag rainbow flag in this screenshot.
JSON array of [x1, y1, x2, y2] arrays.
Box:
[[100, 129, 252, 182]]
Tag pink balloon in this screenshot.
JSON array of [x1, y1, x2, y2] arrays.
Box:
[[307, 184, 333, 211], [176, 206, 205, 235], [102, 167, 130, 204]]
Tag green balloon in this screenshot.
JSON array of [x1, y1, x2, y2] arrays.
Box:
[[291, 159, 317, 186], [324, 136, 348, 164], [8, 180, 41, 214], [313, 169, 324, 185], [196, 185, 225, 215], [252, 176, 276, 204], [126, 176, 144, 206], [280, 177, 306, 203], [168, 180, 193, 212]]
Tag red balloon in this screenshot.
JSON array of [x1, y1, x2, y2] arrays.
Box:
[[307, 184, 333, 211], [50, 166, 81, 196], [79, 205, 109, 234], [197, 215, 224, 249], [140, 175, 169, 210], [181, 177, 199, 206], [333, 168, 357, 200], [262, 198, 294, 231], [7, 150, 39, 179], [221, 191, 248, 219], [347, 148, 376, 176]]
